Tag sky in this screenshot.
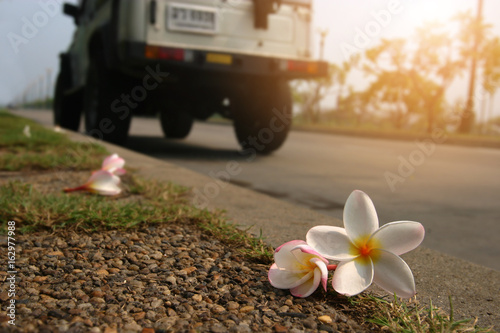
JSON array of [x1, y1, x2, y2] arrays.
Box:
[[1, 0, 500, 119]]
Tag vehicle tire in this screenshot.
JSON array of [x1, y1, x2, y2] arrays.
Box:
[[54, 71, 81, 131], [83, 55, 131, 145], [233, 79, 292, 154], [159, 99, 194, 139]]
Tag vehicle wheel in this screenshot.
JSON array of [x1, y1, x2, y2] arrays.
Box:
[[233, 80, 292, 154], [54, 71, 81, 131], [83, 56, 131, 145], [159, 99, 194, 139]]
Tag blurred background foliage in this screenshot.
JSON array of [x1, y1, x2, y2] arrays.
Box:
[[293, 9, 500, 136]]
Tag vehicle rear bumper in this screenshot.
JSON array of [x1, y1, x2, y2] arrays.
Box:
[[118, 41, 328, 80]]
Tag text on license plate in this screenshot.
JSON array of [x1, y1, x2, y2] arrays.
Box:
[[167, 3, 217, 34]]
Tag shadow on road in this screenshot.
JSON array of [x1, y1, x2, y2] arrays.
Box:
[[125, 135, 251, 161]]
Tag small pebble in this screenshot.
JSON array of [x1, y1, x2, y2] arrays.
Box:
[[318, 315, 333, 324]]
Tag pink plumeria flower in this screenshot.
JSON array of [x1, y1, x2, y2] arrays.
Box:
[[268, 240, 330, 298], [101, 153, 126, 176], [306, 190, 425, 298], [64, 170, 122, 196]]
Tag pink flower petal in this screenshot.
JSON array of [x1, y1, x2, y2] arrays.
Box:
[[274, 240, 307, 269], [102, 154, 126, 175], [306, 226, 357, 261], [332, 258, 373, 296], [290, 267, 322, 298], [371, 221, 425, 255], [372, 250, 416, 298], [275, 240, 306, 253], [110, 167, 126, 176], [344, 190, 379, 241], [291, 244, 328, 266]]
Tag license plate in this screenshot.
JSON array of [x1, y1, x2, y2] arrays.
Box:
[[167, 3, 218, 34]]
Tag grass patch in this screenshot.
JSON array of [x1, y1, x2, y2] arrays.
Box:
[[198, 216, 274, 263], [348, 294, 495, 333], [0, 172, 274, 263], [0, 175, 191, 233], [0, 110, 107, 171]]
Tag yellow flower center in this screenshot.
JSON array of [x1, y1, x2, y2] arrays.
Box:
[[350, 236, 381, 264]]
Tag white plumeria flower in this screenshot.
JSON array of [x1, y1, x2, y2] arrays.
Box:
[[268, 240, 329, 298], [306, 190, 425, 298], [64, 170, 122, 196], [101, 153, 126, 176]]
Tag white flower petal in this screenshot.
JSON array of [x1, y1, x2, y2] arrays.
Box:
[[344, 190, 379, 241], [274, 240, 307, 268], [372, 250, 416, 298], [310, 257, 329, 291], [268, 264, 313, 289], [290, 267, 322, 298], [332, 259, 373, 296], [371, 221, 425, 255], [85, 170, 121, 196], [306, 226, 357, 261]]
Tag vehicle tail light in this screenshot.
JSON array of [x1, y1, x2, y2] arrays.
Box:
[[145, 45, 189, 62], [286, 60, 318, 74]]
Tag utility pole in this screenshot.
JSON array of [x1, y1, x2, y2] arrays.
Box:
[[310, 28, 329, 123], [38, 75, 44, 109], [458, 0, 484, 133], [46, 68, 52, 109], [318, 28, 329, 60]]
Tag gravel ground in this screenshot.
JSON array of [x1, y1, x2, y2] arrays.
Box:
[[0, 222, 377, 333], [0, 171, 378, 332]]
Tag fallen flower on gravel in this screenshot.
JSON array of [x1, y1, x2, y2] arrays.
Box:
[[268, 240, 329, 298], [23, 125, 31, 138], [306, 190, 425, 298], [64, 170, 121, 196], [54, 125, 65, 133], [101, 153, 126, 175]]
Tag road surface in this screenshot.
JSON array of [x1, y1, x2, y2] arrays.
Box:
[[15, 109, 500, 271]]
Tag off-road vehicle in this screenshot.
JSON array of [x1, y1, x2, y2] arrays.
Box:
[[54, 0, 327, 153]]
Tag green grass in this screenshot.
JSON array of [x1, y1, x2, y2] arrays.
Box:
[[348, 294, 495, 333], [198, 217, 274, 263], [0, 173, 274, 263], [0, 175, 191, 233], [0, 110, 107, 171]]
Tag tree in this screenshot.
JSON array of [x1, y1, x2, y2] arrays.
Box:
[[410, 22, 464, 132], [361, 39, 415, 129], [481, 37, 500, 131], [361, 22, 464, 133], [294, 56, 358, 123]]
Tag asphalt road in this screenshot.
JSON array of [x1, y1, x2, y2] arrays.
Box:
[[16, 109, 500, 271]]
